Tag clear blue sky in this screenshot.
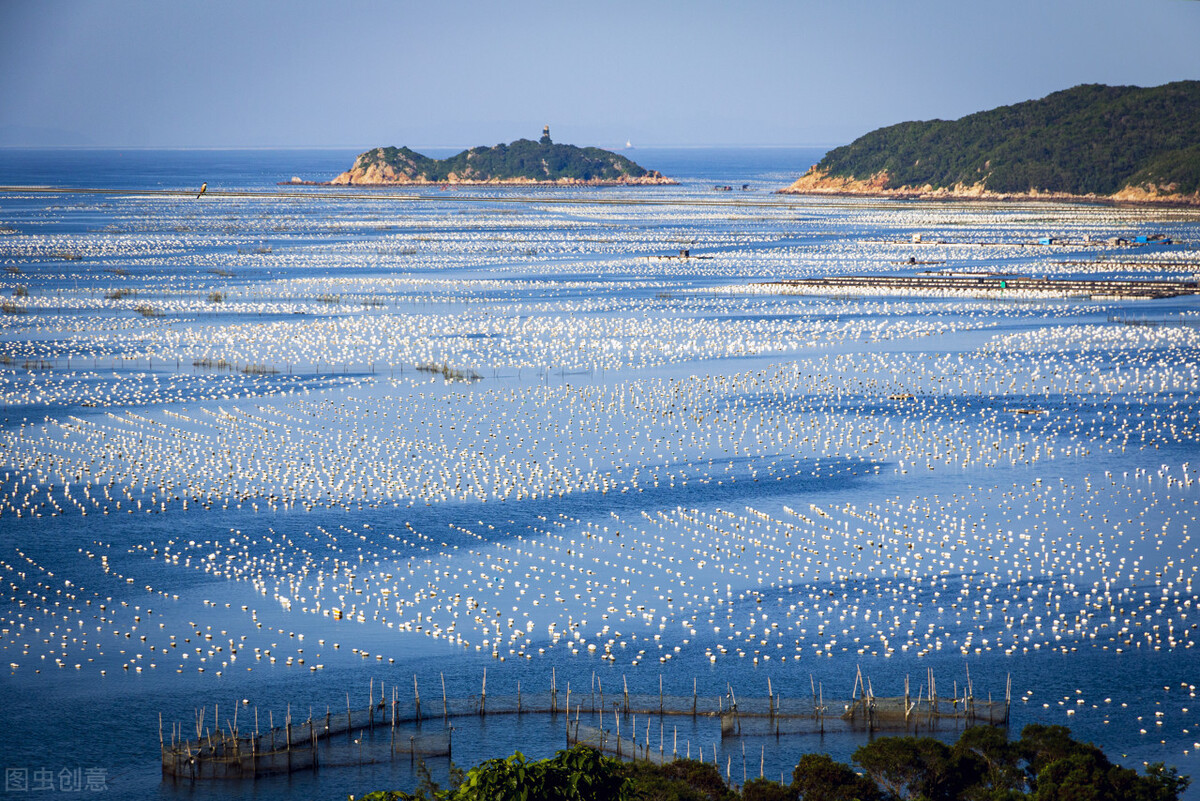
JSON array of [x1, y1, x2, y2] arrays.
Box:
[[2, 0, 1198, 149]]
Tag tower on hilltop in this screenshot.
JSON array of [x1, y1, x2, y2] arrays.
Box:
[[540, 125, 552, 145]]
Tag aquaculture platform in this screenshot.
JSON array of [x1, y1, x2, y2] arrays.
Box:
[[161, 669, 1008, 780], [761, 275, 1200, 300]]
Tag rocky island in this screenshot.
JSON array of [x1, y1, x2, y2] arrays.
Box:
[[780, 81, 1200, 206], [329, 127, 674, 186]]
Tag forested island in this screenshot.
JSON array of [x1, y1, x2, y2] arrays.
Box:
[[329, 127, 673, 186], [781, 81, 1200, 206]]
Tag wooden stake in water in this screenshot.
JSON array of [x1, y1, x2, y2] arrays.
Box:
[[1005, 672, 1012, 724]]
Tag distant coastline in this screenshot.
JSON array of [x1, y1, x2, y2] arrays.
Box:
[[280, 176, 675, 188], [776, 168, 1200, 208], [778, 82, 1200, 209], [307, 128, 676, 188]]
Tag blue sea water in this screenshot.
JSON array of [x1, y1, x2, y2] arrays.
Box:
[[0, 147, 1198, 801], [0, 146, 825, 192]]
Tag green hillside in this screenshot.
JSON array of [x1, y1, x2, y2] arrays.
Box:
[[335, 130, 668, 184], [809, 81, 1200, 197]]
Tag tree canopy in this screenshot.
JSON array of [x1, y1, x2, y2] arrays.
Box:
[[811, 81, 1200, 196], [345, 138, 661, 183], [356, 726, 1188, 801]]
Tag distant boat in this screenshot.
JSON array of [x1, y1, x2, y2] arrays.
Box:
[[625, 140, 634, 149]]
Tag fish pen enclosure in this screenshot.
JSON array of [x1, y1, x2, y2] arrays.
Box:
[[717, 668, 1010, 739], [161, 683, 454, 781], [161, 668, 1008, 781]]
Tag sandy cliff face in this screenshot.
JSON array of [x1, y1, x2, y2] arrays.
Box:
[[779, 166, 1200, 206], [1110, 182, 1200, 205], [781, 167, 894, 194], [330, 148, 429, 185]]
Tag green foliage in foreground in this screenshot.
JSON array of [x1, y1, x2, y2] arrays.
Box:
[[355, 725, 1189, 801], [814, 81, 1200, 196], [358, 745, 633, 801]]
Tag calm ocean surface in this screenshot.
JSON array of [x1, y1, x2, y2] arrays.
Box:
[[1, 147, 1198, 800], [0, 147, 825, 191]]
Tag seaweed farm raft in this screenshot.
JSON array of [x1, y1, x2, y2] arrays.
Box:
[[759, 274, 1200, 300]]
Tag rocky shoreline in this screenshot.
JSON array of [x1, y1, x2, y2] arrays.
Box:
[[777, 167, 1200, 208], [283, 175, 677, 188]]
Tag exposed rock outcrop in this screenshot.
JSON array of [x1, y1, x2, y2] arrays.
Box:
[[779, 166, 1200, 207]]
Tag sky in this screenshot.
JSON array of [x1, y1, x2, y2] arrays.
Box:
[[1, 0, 1198, 149]]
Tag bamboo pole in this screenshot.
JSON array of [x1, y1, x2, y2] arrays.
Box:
[[1005, 672, 1012, 724], [615, 705, 621, 757]]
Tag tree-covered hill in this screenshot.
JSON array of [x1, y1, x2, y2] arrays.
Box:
[[332, 130, 672, 185], [356, 724, 1189, 801], [782, 81, 1200, 203]]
